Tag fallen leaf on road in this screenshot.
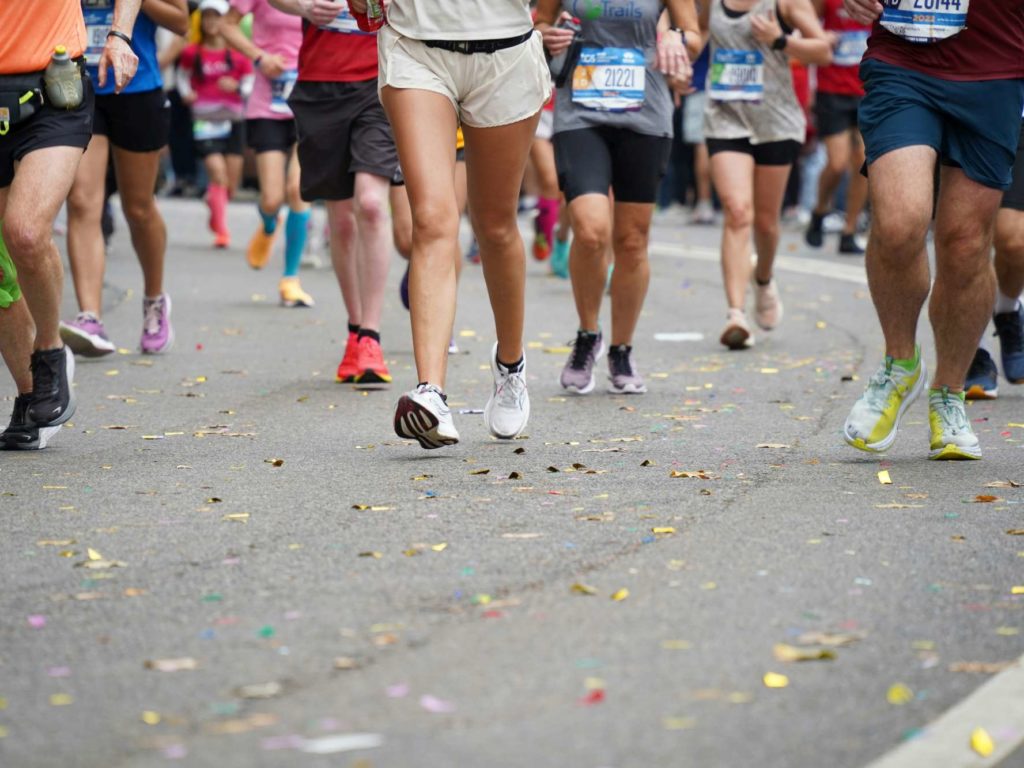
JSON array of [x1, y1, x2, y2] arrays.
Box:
[[611, 588, 630, 601], [1007, 530, 1024, 536], [571, 583, 597, 596], [358, 552, 383, 559], [973, 495, 1000, 503], [508, 471, 522, 479], [76, 558, 126, 570], [971, 727, 995, 757], [145, 658, 198, 672], [756, 443, 790, 449], [235, 681, 282, 699], [334, 657, 361, 670], [469, 469, 490, 476], [222, 513, 249, 523], [669, 470, 714, 479], [773, 644, 837, 662], [985, 480, 1020, 489], [641, 459, 655, 467], [264, 458, 284, 467], [875, 503, 924, 509]]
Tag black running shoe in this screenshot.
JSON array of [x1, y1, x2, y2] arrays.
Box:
[[805, 211, 825, 248], [964, 348, 999, 400], [839, 233, 865, 255], [1, 394, 62, 450], [994, 304, 1024, 384], [26, 346, 76, 427]]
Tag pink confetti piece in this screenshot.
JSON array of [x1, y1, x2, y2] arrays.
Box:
[[47, 667, 71, 678], [162, 744, 187, 760], [385, 683, 409, 699], [260, 734, 304, 751], [419, 694, 455, 714], [27, 615, 46, 629]]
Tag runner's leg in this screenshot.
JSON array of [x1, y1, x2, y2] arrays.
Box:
[[843, 129, 868, 237], [352, 171, 391, 335], [568, 193, 612, 333], [609, 202, 655, 346], [65, 135, 110, 316], [112, 146, 166, 299], [752, 163, 792, 284], [711, 151, 755, 311], [325, 199, 360, 326], [994, 208, 1024, 302]]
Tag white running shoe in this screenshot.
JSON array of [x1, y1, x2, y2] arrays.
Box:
[[394, 384, 459, 449], [484, 342, 530, 439], [754, 278, 783, 331]]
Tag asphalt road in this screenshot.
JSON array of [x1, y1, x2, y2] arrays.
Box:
[[0, 199, 1022, 768]]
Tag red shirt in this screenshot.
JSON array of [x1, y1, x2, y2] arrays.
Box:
[[817, 0, 869, 96], [298, 14, 378, 82], [865, 0, 1024, 82]]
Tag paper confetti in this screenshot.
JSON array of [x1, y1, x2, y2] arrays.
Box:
[[970, 727, 995, 757], [762, 673, 789, 689], [878, 471, 892, 485]]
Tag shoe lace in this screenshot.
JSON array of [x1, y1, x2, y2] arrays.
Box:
[[608, 346, 633, 377], [75, 311, 99, 324], [143, 297, 164, 336], [931, 387, 968, 432], [568, 332, 598, 370], [863, 358, 899, 411], [32, 353, 58, 394], [496, 368, 526, 409]]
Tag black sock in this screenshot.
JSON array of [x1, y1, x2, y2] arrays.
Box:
[[347, 322, 360, 335], [358, 328, 380, 343], [755, 277, 772, 287], [609, 344, 632, 356], [497, 356, 524, 374]]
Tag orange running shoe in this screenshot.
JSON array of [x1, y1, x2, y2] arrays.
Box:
[[247, 223, 278, 270], [335, 332, 360, 383], [213, 231, 231, 249], [354, 335, 392, 389], [279, 277, 315, 308], [532, 232, 551, 262]]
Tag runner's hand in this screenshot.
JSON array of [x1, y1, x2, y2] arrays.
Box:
[[217, 76, 240, 93], [843, 0, 882, 25], [97, 34, 138, 94], [298, 0, 347, 26], [258, 53, 287, 80], [750, 9, 783, 45], [540, 12, 576, 56], [656, 28, 689, 78]]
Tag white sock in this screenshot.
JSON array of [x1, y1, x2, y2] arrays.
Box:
[[995, 291, 1021, 314], [979, 329, 993, 354]]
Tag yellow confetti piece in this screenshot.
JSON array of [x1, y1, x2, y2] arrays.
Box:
[[886, 683, 914, 705], [651, 527, 676, 535], [878, 471, 892, 485], [763, 673, 789, 689], [104, 369, 119, 376], [700, 582, 717, 591], [0, 696, 7, 709], [49, 693, 73, 706], [773, 644, 836, 662], [663, 717, 697, 730], [996, 627, 1020, 636], [222, 513, 250, 523], [611, 588, 630, 602], [431, 543, 448, 552], [141, 711, 161, 725], [87, 548, 103, 561], [971, 727, 995, 757], [660, 639, 692, 650], [1011, 586, 1024, 595], [571, 583, 597, 596], [584, 677, 605, 691], [760, 368, 779, 374]]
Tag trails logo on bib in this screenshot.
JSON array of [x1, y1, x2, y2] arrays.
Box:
[[571, 0, 643, 20]]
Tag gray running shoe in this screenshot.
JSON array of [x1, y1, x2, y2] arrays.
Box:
[[607, 344, 647, 394], [560, 330, 604, 395]]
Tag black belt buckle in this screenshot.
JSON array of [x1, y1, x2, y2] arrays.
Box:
[[453, 41, 471, 54]]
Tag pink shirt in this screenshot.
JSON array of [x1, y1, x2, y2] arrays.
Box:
[[180, 44, 253, 119], [231, 0, 302, 120]]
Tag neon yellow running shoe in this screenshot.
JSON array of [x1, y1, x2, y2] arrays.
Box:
[[928, 387, 981, 460], [843, 352, 925, 453]]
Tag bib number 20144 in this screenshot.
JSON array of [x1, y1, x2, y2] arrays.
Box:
[[880, 0, 969, 44]]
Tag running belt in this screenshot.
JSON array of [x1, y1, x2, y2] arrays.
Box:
[[423, 31, 533, 55]]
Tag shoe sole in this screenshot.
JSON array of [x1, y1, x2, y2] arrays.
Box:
[[355, 370, 392, 390], [484, 395, 530, 439], [280, 299, 315, 308], [561, 341, 606, 395], [720, 325, 753, 350], [1, 424, 62, 451], [965, 384, 998, 400], [60, 323, 116, 358], [394, 395, 459, 449], [843, 361, 927, 453], [608, 382, 648, 395], [335, 374, 357, 383], [929, 443, 982, 460]]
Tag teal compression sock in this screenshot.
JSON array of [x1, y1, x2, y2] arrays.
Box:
[[283, 208, 311, 278], [259, 206, 279, 235]]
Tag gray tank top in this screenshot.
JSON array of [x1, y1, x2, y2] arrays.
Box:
[[703, 0, 805, 145], [553, 0, 673, 138]]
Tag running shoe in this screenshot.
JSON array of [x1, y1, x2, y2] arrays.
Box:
[[465, 237, 480, 265], [484, 342, 530, 439], [335, 332, 360, 383], [720, 309, 753, 350], [805, 211, 825, 248], [26, 346, 76, 428], [843, 353, 925, 453], [394, 383, 459, 449], [839, 233, 865, 256], [0, 394, 62, 450], [59, 312, 116, 358], [690, 201, 715, 226], [560, 330, 604, 395], [607, 344, 647, 394], [400, 264, 410, 310], [246, 224, 277, 270], [448, 337, 460, 355], [994, 303, 1024, 384], [532, 232, 551, 262], [551, 238, 570, 279], [929, 386, 981, 460], [354, 336, 392, 389], [964, 348, 998, 400], [141, 294, 174, 354], [754, 278, 783, 331], [279, 277, 315, 308], [213, 232, 230, 249]]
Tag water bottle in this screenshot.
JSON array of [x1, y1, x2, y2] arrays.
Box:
[[347, 0, 385, 33], [548, 18, 583, 88], [44, 46, 84, 109]]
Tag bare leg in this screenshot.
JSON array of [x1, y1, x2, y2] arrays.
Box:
[[285, 145, 308, 213], [994, 208, 1024, 300], [65, 134, 110, 316], [609, 202, 655, 346], [568, 193, 612, 332], [390, 183, 413, 261], [693, 142, 712, 206], [112, 146, 166, 298], [0, 298, 35, 393], [752, 163, 792, 283], [814, 131, 849, 217], [844, 129, 868, 236], [930, 166, 1002, 390], [226, 153, 244, 199], [381, 86, 459, 387], [710, 151, 755, 310], [463, 113, 542, 366], [256, 150, 287, 216], [325, 199, 361, 325], [352, 172, 392, 333]]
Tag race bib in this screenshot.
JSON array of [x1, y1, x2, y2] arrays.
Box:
[[84, 7, 114, 67], [833, 30, 869, 67], [571, 47, 646, 112], [880, 0, 969, 44], [194, 119, 232, 141], [709, 49, 764, 102], [270, 69, 297, 115], [319, 8, 373, 35]]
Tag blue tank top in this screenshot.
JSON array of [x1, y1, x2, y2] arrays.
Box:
[[83, 2, 162, 95]]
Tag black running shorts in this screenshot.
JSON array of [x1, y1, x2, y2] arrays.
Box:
[[553, 126, 671, 204], [814, 92, 861, 139], [246, 117, 297, 154], [706, 137, 802, 166], [194, 121, 245, 158], [289, 79, 399, 202], [93, 88, 170, 153]]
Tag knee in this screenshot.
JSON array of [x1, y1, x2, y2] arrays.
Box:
[[826, 156, 848, 178], [393, 221, 412, 260], [572, 217, 611, 255], [1, 218, 51, 263], [412, 203, 458, 246], [120, 196, 159, 227], [753, 211, 779, 240], [612, 228, 649, 264], [66, 186, 96, 220], [261, 188, 286, 214], [995, 227, 1024, 262], [354, 188, 388, 229], [472, 215, 521, 252], [936, 220, 990, 259], [872, 214, 929, 256], [721, 198, 753, 229]]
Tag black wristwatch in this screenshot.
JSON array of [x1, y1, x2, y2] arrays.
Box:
[[669, 26, 687, 48], [772, 33, 788, 51]]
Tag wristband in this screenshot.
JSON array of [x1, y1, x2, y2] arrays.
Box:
[[669, 27, 687, 48], [772, 33, 788, 51], [254, 56, 263, 68], [107, 30, 133, 47]]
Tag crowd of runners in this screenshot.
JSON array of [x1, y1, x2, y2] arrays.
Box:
[[1, 0, 1023, 461]]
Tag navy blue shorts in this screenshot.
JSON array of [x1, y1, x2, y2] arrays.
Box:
[[858, 58, 1024, 191]]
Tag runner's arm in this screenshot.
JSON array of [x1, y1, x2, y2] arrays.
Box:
[[535, 0, 574, 56], [157, 34, 187, 70], [221, 8, 261, 61], [666, 0, 703, 61], [752, 0, 832, 66], [141, 0, 190, 36], [99, 0, 143, 92], [267, 0, 345, 26], [843, 0, 881, 25], [697, 0, 711, 50]]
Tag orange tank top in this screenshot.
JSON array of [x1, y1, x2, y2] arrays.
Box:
[[0, 1, 86, 75]]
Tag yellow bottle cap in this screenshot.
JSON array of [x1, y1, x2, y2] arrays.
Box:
[[55, 45, 67, 55]]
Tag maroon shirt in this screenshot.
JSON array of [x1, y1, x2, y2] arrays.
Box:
[[865, 0, 1024, 82]]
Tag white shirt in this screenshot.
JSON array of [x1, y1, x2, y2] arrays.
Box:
[[386, 0, 532, 41]]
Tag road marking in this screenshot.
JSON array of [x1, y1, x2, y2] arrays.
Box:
[[649, 241, 869, 286], [863, 654, 1024, 768]]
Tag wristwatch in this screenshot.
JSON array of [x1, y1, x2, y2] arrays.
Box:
[[669, 26, 687, 48], [772, 33, 789, 51]]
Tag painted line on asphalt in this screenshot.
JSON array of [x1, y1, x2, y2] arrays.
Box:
[[648, 241, 869, 286], [863, 654, 1024, 768]]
